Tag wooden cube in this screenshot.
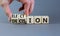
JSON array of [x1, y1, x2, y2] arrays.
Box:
[[17, 14, 21, 18], [26, 16, 34, 24], [12, 14, 18, 18], [11, 18, 18, 23], [17, 14, 26, 18], [18, 17, 27, 24], [34, 16, 42, 24], [41, 16, 49, 24]]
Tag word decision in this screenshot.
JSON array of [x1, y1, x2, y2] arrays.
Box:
[[11, 14, 49, 24]]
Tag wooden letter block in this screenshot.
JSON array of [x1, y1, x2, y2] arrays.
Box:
[[11, 18, 18, 23], [12, 14, 18, 18], [26, 16, 34, 24], [41, 16, 49, 24], [34, 16, 42, 24], [18, 17, 27, 24], [17, 14, 21, 18]]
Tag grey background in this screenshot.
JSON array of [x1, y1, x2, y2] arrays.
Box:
[[0, 0, 60, 24], [0, 0, 60, 36]]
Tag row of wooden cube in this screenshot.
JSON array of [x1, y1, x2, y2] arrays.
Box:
[[11, 15, 49, 24]]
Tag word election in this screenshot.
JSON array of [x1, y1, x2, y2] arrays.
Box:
[[11, 14, 49, 24]]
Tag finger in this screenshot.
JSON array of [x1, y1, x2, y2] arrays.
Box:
[[29, 1, 34, 14]]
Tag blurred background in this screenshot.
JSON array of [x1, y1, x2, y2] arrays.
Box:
[[0, 0, 60, 24]]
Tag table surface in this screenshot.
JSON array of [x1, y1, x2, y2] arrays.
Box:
[[0, 23, 60, 36]]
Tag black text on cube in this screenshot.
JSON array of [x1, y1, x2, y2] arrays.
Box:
[[11, 18, 18, 23], [26, 16, 34, 24], [18, 14, 27, 24], [17, 14, 26, 18], [34, 16, 42, 24], [18, 18, 27, 24], [41, 16, 49, 24], [12, 14, 18, 18]]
